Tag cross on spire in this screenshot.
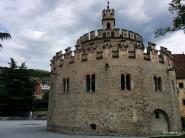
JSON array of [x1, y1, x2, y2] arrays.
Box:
[[107, 1, 110, 9]]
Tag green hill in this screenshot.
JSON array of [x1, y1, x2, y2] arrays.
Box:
[[28, 69, 50, 78], [0, 67, 50, 78]]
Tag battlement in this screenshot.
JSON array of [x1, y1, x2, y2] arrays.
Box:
[[102, 8, 115, 19], [76, 29, 143, 45], [51, 41, 174, 73]]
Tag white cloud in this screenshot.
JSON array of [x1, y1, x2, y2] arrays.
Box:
[[0, 0, 184, 70], [123, 0, 151, 23], [32, 31, 45, 39], [156, 31, 185, 54]]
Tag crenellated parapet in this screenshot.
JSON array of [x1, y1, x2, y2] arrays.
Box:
[[50, 2, 174, 74], [76, 29, 143, 45], [51, 40, 174, 73]]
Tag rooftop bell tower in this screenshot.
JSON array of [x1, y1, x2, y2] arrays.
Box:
[[102, 1, 115, 30]]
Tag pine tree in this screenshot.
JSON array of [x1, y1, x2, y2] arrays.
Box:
[[0, 58, 34, 116], [0, 32, 11, 50]]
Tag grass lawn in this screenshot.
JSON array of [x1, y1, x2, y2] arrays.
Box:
[[151, 134, 185, 138]]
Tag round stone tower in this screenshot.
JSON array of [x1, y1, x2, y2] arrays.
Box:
[[47, 3, 182, 136]]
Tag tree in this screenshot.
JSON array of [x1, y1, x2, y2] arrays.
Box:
[[8, 58, 17, 69], [0, 58, 34, 116], [155, 0, 185, 37], [42, 91, 49, 101], [0, 32, 11, 49]]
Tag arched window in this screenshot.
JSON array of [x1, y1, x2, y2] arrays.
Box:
[[103, 32, 106, 38], [126, 74, 131, 90], [111, 31, 114, 37], [91, 75, 95, 92], [86, 75, 90, 92], [154, 76, 158, 91], [121, 74, 125, 90], [86, 74, 95, 92], [154, 76, 163, 91], [63, 79, 66, 93], [121, 74, 131, 91], [172, 80, 176, 94], [107, 22, 111, 29], [63, 78, 70, 93], [107, 32, 110, 37], [158, 77, 162, 91], [67, 78, 69, 93]]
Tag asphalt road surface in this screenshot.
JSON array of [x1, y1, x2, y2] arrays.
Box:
[[0, 120, 147, 138]]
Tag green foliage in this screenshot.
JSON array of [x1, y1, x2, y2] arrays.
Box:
[[42, 91, 49, 101], [0, 32, 11, 41], [8, 58, 18, 69], [0, 32, 11, 49], [155, 0, 185, 37], [32, 100, 48, 111], [28, 69, 50, 78], [0, 58, 34, 116]]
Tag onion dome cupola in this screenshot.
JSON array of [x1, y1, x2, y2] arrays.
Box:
[[102, 1, 115, 30]]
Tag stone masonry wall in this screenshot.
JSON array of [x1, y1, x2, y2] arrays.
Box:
[[48, 54, 182, 136]]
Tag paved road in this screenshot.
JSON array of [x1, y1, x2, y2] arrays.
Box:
[[0, 120, 147, 138]]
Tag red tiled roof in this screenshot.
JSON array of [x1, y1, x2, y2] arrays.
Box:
[[173, 54, 185, 79]]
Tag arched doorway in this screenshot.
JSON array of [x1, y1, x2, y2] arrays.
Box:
[[107, 22, 110, 29], [150, 109, 169, 134]]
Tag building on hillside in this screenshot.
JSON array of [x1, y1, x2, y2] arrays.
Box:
[[34, 80, 42, 99], [34, 79, 50, 100], [174, 54, 185, 119], [48, 3, 182, 136], [41, 80, 50, 90]]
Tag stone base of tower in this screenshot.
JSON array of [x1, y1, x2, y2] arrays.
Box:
[[47, 121, 158, 136], [47, 123, 183, 136]]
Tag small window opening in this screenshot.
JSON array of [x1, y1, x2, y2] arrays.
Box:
[[158, 77, 162, 91], [107, 22, 110, 29], [81, 54, 88, 62], [67, 78, 69, 93], [155, 112, 160, 119], [107, 32, 110, 37], [111, 32, 114, 37], [86, 75, 96, 92], [183, 99, 185, 106], [179, 83, 184, 88], [63, 79, 66, 93], [172, 80, 176, 94], [103, 32, 106, 38], [121, 74, 131, 91], [126, 74, 131, 90], [154, 76, 158, 91], [91, 75, 95, 92], [121, 74, 125, 90], [96, 52, 103, 59], [154, 76, 163, 91], [90, 124, 96, 130], [112, 51, 119, 58], [86, 75, 90, 92], [63, 78, 70, 93]]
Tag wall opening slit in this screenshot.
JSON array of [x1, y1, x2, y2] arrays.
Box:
[[90, 124, 96, 130]]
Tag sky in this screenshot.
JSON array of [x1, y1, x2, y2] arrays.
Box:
[[0, 0, 185, 71]]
